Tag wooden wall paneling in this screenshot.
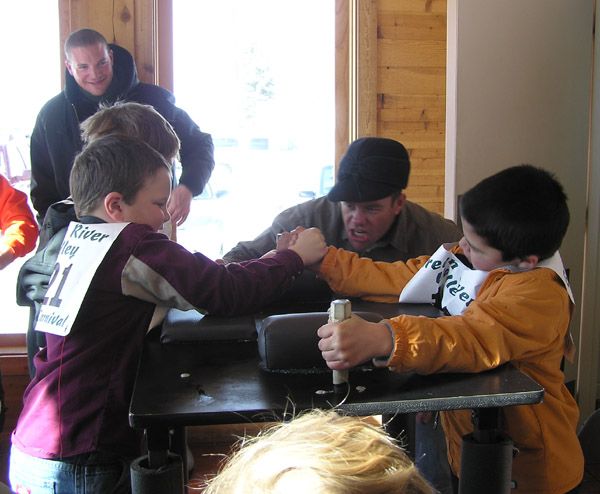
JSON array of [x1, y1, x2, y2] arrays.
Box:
[[109, 0, 136, 52], [358, 0, 378, 137], [379, 67, 446, 95], [335, 0, 351, 168], [378, 10, 446, 41], [58, 0, 157, 85], [134, 0, 158, 84], [379, 94, 446, 127], [378, 0, 447, 14], [376, 0, 447, 216], [157, 0, 174, 91], [59, 0, 133, 47]]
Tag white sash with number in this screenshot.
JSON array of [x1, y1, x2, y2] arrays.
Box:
[[399, 244, 574, 315], [35, 222, 129, 336]]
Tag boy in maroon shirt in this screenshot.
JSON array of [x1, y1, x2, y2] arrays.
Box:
[[10, 135, 326, 494]]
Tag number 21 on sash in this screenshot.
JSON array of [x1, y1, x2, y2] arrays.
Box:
[[43, 263, 72, 308]]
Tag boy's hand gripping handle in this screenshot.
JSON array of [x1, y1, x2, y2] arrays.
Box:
[[328, 299, 351, 387]]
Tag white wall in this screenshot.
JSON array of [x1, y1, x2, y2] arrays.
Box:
[[445, 0, 595, 412], [579, 2, 600, 419]]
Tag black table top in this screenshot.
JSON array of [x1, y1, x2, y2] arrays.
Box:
[[129, 322, 544, 430]]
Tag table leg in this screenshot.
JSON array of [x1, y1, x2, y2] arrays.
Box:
[[459, 407, 514, 494], [146, 426, 170, 469], [170, 426, 189, 483], [131, 426, 185, 494]]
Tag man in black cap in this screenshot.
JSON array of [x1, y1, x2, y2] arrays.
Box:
[[223, 137, 462, 301]]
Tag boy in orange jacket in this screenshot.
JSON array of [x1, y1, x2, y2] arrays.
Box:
[[315, 165, 582, 494]]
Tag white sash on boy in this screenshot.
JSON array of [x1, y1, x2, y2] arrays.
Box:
[[399, 244, 574, 316], [35, 222, 128, 336]]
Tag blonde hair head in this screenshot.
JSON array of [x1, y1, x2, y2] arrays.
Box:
[[202, 410, 434, 494]]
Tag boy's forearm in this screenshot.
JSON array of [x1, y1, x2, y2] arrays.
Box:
[[318, 246, 418, 298]]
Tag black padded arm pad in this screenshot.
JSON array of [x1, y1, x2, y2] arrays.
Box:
[[257, 311, 382, 372], [160, 308, 257, 343]]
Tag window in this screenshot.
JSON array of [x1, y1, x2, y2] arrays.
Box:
[[0, 2, 60, 334], [172, 0, 335, 259]]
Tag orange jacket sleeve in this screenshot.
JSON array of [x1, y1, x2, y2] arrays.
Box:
[[318, 245, 430, 303], [0, 175, 39, 257]]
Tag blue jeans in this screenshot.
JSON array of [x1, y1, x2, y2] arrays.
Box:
[[9, 446, 131, 494], [415, 417, 453, 494]]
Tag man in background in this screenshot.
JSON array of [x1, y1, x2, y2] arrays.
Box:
[[29, 28, 214, 226], [223, 137, 462, 305]]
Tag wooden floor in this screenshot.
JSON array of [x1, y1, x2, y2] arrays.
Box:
[[1, 356, 599, 494]]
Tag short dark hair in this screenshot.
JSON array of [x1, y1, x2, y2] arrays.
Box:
[[64, 28, 108, 58], [70, 135, 171, 217], [459, 164, 569, 261], [81, 101, 181, 162]]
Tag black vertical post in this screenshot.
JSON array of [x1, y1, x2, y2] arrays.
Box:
[[459, 408, 513, 494]]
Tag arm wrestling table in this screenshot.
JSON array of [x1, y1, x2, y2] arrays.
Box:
[[129, 302, 544, 493]]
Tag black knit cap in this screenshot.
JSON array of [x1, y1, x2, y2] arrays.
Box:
[[327, 137, 410, 202]]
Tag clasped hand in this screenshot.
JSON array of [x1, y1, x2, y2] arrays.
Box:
[[317, 315, 393, 370], [261, 226, 327, 267]]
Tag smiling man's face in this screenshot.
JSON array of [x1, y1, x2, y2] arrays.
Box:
[[340, 193, 405, 251], [66, 42, 114, 96]]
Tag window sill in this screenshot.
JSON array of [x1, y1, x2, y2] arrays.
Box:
[[0, 334, 26, 357]]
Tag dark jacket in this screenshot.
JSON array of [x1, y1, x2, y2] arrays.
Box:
[[29, 44, 214, 220], [16, 199, 77, 377]]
